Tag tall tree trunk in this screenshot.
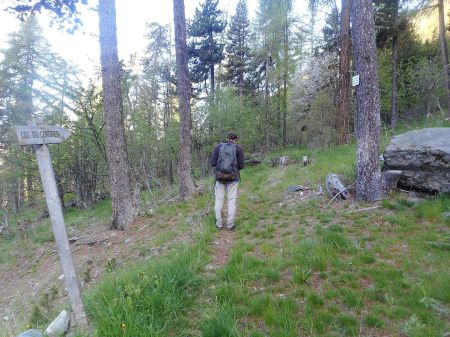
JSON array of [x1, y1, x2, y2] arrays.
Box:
[[173, 0, 196, 200], [55, 173, 66, 211], [438, 0, 450, 115], [210, 64, 215, 94], [27, 169, 33, 203], [22, 35, 35, 208], [18, 178, 25, 209], [265, 50, 271, 148], [168, 160, 174, 185], [390, 31, 399, 128], [351, 0, 382, 202], [282, 19, 289, 145], [7, 181, 19, 214], [98, 0, 135, 229], [337, 0, 350, 145]]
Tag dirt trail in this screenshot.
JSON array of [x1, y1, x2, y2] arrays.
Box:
[[209, 229, 235, 269], [206, 183, 243, 270]]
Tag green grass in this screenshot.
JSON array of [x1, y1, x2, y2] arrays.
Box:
[[84, 238, 208, 337], [2, 117, 450, 337], [153, 230, 178, 245]]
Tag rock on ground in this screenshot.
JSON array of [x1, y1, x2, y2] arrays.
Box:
[[45, 310, 70, 337], [15, 330, 44, 337], [383, 127, 450, 193]]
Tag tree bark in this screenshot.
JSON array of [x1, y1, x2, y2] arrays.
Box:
[[98, 0, 135, 229], [438, 0, 450, 116], [211, 63, 215, 94], [337, 0, 350, 145], [390, 31, 399, 128], [26, 169, 33, 204], [390, 0, 399, 129], [173, 0, 196, 200], [351, 0, 382, 202], [282, 18, 289, 145]]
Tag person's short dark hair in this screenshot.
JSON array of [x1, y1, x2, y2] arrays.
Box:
[[227, 133, 238, 141]]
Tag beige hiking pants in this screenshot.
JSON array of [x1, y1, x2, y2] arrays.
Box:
[[214, 181, 238, 228]]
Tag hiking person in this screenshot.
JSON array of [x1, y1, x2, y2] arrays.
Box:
[[210, 133, 245, 230]]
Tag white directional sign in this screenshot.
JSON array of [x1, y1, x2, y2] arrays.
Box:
[[15, 125, 71, 146], [15, 124, 88, 330]]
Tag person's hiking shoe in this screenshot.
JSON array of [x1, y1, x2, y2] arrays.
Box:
[[216, 222, 224, 230]]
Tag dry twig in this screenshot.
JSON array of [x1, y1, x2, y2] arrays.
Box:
[[324, 182, 355, 208], [348, 206, 379, 213]]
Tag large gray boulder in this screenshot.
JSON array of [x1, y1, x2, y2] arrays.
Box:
[[383, 127, 450, 193]]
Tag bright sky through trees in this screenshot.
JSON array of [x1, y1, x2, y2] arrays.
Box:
[[0, 0, 308, 77]]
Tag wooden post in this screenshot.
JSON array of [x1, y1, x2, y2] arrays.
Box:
[[33, 144, 88, 330]]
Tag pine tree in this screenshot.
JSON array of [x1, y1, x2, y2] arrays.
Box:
[[224, 0, 252, 96], [437, 0, 450, 116], [351, 0, 382, 202], [0, 16, 78, 211], [337, 0, 351, 144], [322, 5, 340, 52], [98, 0, 135, 229], [188, 0, 226, 94], [255, 0, 294, 145], [7, 0, 137, 232], [173, 0, 196, 200], [375, 0, 409, 128]]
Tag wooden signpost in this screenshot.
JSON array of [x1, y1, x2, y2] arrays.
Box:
[[15, 125, 89, 330]]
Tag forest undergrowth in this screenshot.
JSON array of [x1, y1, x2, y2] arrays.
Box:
[[1, 117, 450, 337]]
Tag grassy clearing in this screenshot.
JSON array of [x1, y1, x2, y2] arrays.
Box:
[[187, 118, 449, 336], [2, 117, 449, 337]]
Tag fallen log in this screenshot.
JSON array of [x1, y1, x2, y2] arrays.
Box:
[[245, 159, 262, 167], [287, 185, 310, 193], [272, 156, 297, 167], [326, 174, 350, 200]]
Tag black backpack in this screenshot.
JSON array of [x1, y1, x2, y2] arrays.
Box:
[[216, 142, 238, 182]]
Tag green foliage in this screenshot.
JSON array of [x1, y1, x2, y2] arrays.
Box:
[[0, 16, 79, 212], [188, 0, 226, 92], [303, 91, 338, 149], [197, 89, 264, 152], [224, 0, 253, 95], [85, 244, 207, 337], [321, 5, 340, 52]]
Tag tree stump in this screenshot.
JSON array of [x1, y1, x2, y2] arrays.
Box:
[[326, 174, 350, 200]]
